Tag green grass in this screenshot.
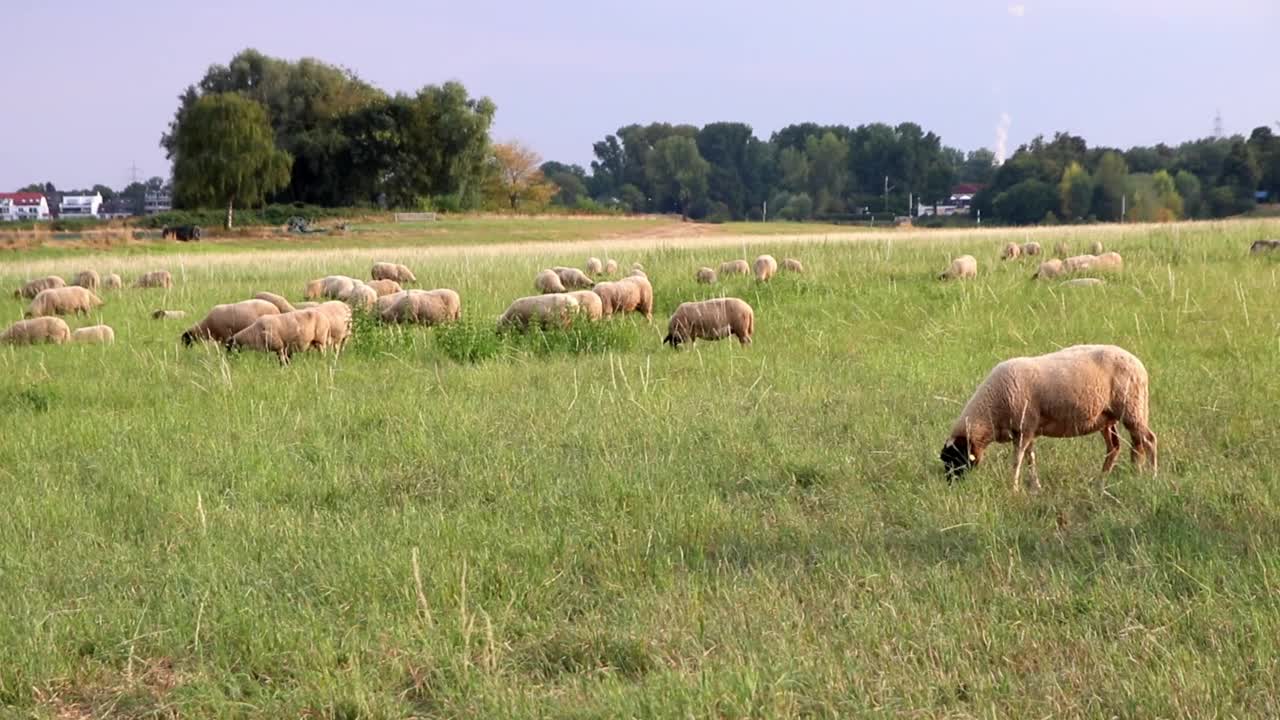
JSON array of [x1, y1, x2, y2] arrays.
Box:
[[2, 220, 1280, 717]]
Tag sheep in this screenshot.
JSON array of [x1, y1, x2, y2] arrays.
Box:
[[135, 270, 174, 289], [1250, 239, 1280, 254], [617, 275, 654, 320], [0, 317, 70, 345], [497, 294, 580, 331], [253, 292, 296, 314], [754, 254, 778, 282], [102, 273, 123, 290], [226, 307, 330, 365], [303, 277, 326, 300], [182, 299, 281, 346], [371, 262, 417, 284], [14, 276, 66, 299], [719, 259, 750, 275], [939, 255, 978, 280], [1089, 240, 1105, 255], [1032, 259, 1064, 280], [71, 270, 101, 290], [1021, 242, 1042, 257], [339, 281, 378, 311], [939, 344, 1158, 492], [663, 298, 754, 349], [631, 262, 645, 273], [315, 301, 354, 352], [535, 269, 567, 294], [1093, 252, 1124, 272], [1063, 254, 1097, 273], [552, 266, 595, 290], [1053, 241, 1070, 258], [1061, 278, 1105, 288], [381, 289, 461, 326], [366, 279, 403, 297], [71, 325, 115, 345], [567, 290, 603, 321], [152, 309, 187, 320], [781, 258, 805, 273], [591, 281, 634, 318], [1001, 242, 1021, 260], [629, 267, 648, 278], [695, 267, 718, 284], [605, 259, 619, 275], [26, 286, 104, 317], [586, 257, 604, 276]]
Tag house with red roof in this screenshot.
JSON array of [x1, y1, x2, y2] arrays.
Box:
[[0, 192, 51, 221]]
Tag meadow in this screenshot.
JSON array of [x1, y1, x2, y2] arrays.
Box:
[[1, 217, 1279, 718]]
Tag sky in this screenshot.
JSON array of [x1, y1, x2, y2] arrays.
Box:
[[1, 0, 1277, 191]]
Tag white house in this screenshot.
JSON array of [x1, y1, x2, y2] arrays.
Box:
[[0, 192, 51, 221], [59, 192, 103, 218], [144, 188, 172, 214]]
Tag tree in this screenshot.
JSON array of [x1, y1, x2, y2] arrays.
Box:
[[645, 136, 709, 218], [171, 93, 292, 229], [958, 149, 996, 185], [1092, 151, 1129, 221], [1058, 162, 1093, 221], [1174, 171, 1203, 218], [805, 132, 848, 214], [91, 184, 117, 202], [1152, 170, 1184, 221], [489, 142, 556, 211], [1211, 140, 1260, 216], [541, 162, 589, 207], [992, 179, 1057, 225], [1248, 126, 1280, 200]]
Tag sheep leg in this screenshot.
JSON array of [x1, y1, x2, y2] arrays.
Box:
[[1025, 442, 1042, 493], [1101, 423, 1122, 474], [1126, 422, 1158, 475], [1011, 435, 1031, 493]]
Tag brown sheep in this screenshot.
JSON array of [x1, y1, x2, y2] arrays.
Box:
[[1001, 242, 1021, 260], [71, 270, 101, 290], [182, 299, 282, 346], [940, 344, 1157, 492], [663, 298, 754, 349], [135, 270, 174, 289], [753, 255, 778, 282], [26, 286, 104, 317], [226, 308, 330, 365], [71, 325, 115, 344], [253, 292, 296, 314], [366, 279, 403, 297], [14, 276, 66, 299], [695, 267, 717, 284], [0, 317, 71, 345], [371, 262, 417, 284], [497, 294, 580, 331]]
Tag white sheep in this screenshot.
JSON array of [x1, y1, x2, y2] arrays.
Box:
[[0, 317, 71, 345], [26, 286, 104, 317], [371, 262, 417, 284], [380, 289, 461, 325], [695, 267, 717, 284], [340, 281, 378, 311], [253, 292, 296, 314], [315, 301, 354, 352], [183, 299, 281, 346], [14, 276, 66, 299], [71, 270, 101, 290], [781, 258, 805, 273], [226, 308, 331, 365], [663, 298, 754, 348], [1032, 259, 1064, 280], [135, 270, 174, 289], [586, 257, 604, 276], [535, 269, 567, 294], [754, 254, 778, 282], [1000, 242, 1021, 260], [604, 259, 619, 275], [102, 273, 123, 290], [939, 255, 977, 280], [567, 290, 603, 321], [552, 266, 595, 290], [940, 344, 1158, 492], [719, 259, 750, 275], [497, 294, 580, 331], [71, 325, 115, 344], [366, 279, 403, 297]]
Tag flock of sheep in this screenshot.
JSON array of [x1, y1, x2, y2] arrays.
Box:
[[939, 239, 1125, 284]]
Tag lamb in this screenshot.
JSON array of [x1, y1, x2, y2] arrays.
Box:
[[71, 270, 101, 290], [1032, 259, 1064, 280], [0, 317, 71, 345], [1001, 242, 1021, 260], [381, 289, 462, 326], [939, 344, 1158, 492], [226, 307, 330, 365], [781, 258, 805, 273], [315, 301, 354, 351], [754, 254, 778, 282], [71, 325, 115, 344], [26, 286, 104, 317], [253, 292, 296, 314], [1021, 242, 1042, 257], [182, 299, 281, 346], [586, 257, 604, 276], [695, 267, 718, 284], [552, 266, 595, 290], [604, 259, 619, 275], [1250, 239, 1280, 254], [939, 255, 977, 280], [339, 281, 378, 311], [14, 275, 66, 299], [719, 259, 750, 275], [567, 290, 604, 321], [497, 294, 580, 331], [371, 262, 417, 284], [135, 270, 174, 289], [102, 273, 123, 290], [366, 279, 403, 297], [1089, 240, 1105, 255], [152, 310, 187, 320], [663, 298, 755, 349], [535, 269, 567, 294]]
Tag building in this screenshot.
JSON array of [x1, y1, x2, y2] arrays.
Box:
[[0, 192, 51, 221], [98, 197, 137, 219], [144, 188, 172, 214], [59, 192, 103, 218]]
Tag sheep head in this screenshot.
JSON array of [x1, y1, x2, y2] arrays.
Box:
[[940, 436, 979, 481], [662, 332, 683, 349]]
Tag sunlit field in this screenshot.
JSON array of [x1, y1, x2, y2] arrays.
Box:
[[2, 218, 1279, 717]]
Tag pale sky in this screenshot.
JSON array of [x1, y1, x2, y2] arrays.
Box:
[[1, 0, 1276, 190]]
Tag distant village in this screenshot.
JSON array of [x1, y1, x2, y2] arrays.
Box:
[[0, 186, 172, 222]]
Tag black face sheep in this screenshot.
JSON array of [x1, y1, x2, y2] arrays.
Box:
[[26, 286, 104, 317], [695, 267, 717, 284], [1250, 239, 1280, 254], [152, 309, 187, 320], [71, 325, 115, 344], [14, 276, 66, 299], [754, 254, 778, 282], [535, 269, 567, 294], [371, 262, 417, 284], [497, 294, 580, 331], [0, 317, 71, 345], [940, 344, 1158, 492], [781, 258, 805, 273], [939, 255, 977, 280], [135, 270, 174, 289], [663, 298, 755, 349], [182, 299, 282, 346], [225, 308, 331, 365], [253, 292, 296, 314], [1001, 242, 1021, 260], [71, 270, 101, 291]]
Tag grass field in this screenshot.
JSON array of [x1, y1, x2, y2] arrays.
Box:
[[2, 218, 1279, 718]]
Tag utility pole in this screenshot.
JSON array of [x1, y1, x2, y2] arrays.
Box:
[[1214, 110, 1225, 140], [1121, 194, 1126, 222], [762, 200, 767, 223], [128, 162, 141, 185], [883, 176, 895, 213]]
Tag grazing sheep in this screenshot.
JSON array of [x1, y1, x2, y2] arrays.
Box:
[[567, 290, 604, 321], [339, 281, 378, 311], [1063, 254, 1097, 273], [135, 270, 173, 289], [371, 262, 417, 284], [552, 266, 595, 290], [316, 275, 359, 300], [71, 325, 115, 345], [303, 277, 327, 300], [26, 286, 104, 317], [1093, 252, 1124, 272], [617, 275, 654, 320], [1021, 242, 1042, 257], [381, 289, 461, 326], [940, 344, 1158, 492], [754, 254, 778, 282], [695, 267, 718, 284], [253, 292, 296, 314], [71, 270, 101, 290], [0, 317, 71, 345], [1032, 259, 1064, 280], [1054, 241, 1070, 258], [14, 276, 66, 299], [605, 259, 619, 275], [1061, 252, 1123, 275], [1061, 278, 1105, 288], [1089, 241, 1105, 255], [152, 309, 187, 320], [1250, 239, 1280, 254], [182, 299, 281, 346], [1001, 242, 1021, 260], [102, 273, 123, 290], [719, 259, 750, 275], [226, 307, 331, 365], [315, 301, 354, 352], [592, 281, 633, 318], [536, 269, 567, 294], [781, 258, 805, 273], [366, 279, 403, 297], [497, 294, 580, 331], [663, 298, 755, 349], [586, 257, 604, 276], [939, 255, 978, 280]]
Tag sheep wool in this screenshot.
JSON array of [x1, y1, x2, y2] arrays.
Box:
[[253, 292, 296, 314], [939, 255, 977, 280], [1001, 243, 1021, 260], [663, 297, 755, 349], [227, 307, 330, 365], [1089, 241, 1105, 255], [71, 325, 115, 344], [1020, 242, 1042, 257], [940, 344, 1158, 491], [366, 279, 403, 297], [135, 270, 174, 289], [14, 275, 66, 299], [586, 257, 604, 276], [71, 270, 101, 290], [719, 259, 750, 275], [754, 254, 778, 282], [340, 281, 378, 311], [371, 262, 417, 284], [552, 266, 595, 290], [604, 259, 619, 275], [497, 294, 580, 331], [0, 317, 71, 345], [695, 267, 717, 284], [617, 275, 654, 320], [102, 273, 124, 290], [26, 286, 104, 317], [781, 258, 805, 273], [183, 299, 281, 346], [316, 301, 355, 351], [535, 269, 567, 294], [1033, 259, 1064, 280], [381, 289, 461, 326], [567, 290, 603, 321]]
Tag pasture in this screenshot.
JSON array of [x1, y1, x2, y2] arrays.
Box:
[[1, 218, 1279, 718]]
